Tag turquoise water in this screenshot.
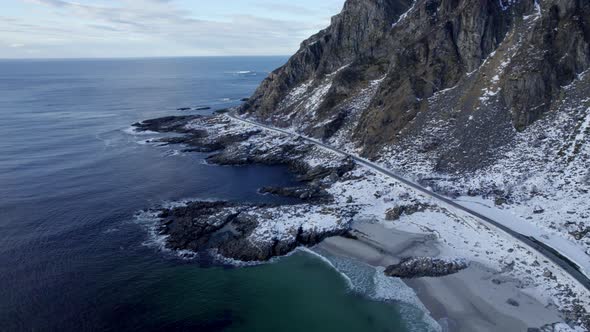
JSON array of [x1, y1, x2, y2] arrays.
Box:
[[126, 252, 414, 331], [0, 57, 434, 331]]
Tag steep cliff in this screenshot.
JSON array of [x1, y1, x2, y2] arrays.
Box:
[[240, 2, 590, 297], [241, 0, 590, 172]]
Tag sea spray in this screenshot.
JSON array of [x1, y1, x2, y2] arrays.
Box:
[[297, 247, 355, 288], [134, 198, 439, 332], [306, 247, 442, 332]]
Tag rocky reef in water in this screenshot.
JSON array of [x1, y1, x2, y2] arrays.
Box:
[[134, 115, 358, 262], [156, 201, 350, 262], [133, 110, 589, 329], [131, 0, 590, 327]]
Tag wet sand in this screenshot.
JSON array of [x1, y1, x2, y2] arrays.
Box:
[[315, 221, 565, 331]]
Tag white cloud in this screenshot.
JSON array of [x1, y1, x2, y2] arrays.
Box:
[[1, 0, 345, 58]]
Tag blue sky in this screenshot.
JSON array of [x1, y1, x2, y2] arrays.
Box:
[[1, 0, 345, 58]]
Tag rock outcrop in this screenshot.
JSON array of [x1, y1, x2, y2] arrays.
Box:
[[385, 257, 469, 278], [240, 0, 590, 172], [133, 1, 590, 328], [134, 115, 358, 262], [156, 201, 350, 262]]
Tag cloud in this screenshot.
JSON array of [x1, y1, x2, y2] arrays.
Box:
[[3, 0, 344, 58], [256, 3, 316, 16]]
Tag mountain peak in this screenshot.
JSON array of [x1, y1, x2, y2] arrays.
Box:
[[242, 0, 589, 171]]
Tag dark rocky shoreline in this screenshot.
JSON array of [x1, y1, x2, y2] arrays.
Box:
[[134, 114, 358, 262], [133, 112, 590, 330], [156, 201, 351, 262]]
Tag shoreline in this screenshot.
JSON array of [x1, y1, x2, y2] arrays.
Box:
[[130, 113, 589, 330], [315, 220, 566, 332]]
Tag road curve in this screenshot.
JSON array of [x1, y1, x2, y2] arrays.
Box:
[[226, 113, 590, 292]]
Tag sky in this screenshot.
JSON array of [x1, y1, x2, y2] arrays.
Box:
[[0, 0, 346, 58]]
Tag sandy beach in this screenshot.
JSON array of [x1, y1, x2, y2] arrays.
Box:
[[315, 220, 566, 331]]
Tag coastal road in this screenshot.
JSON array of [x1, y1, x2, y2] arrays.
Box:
[[226, 113, 590, 292]]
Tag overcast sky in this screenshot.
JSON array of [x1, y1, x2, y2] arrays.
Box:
[[1, 0, 345, 58]]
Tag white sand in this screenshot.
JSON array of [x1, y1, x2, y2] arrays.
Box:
[[316, 221, 566, 331]]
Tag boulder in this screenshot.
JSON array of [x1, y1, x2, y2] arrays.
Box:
[[385, 257, 469, 278]]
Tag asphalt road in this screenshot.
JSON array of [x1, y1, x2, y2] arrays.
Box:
[[227, 113, 590, 291]]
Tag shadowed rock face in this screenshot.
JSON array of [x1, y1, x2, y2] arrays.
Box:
[[157, 201, 350, 262], [240, 0, 414, 122], [240, 0, 590, 171]]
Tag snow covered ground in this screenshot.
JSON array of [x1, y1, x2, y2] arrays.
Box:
[[227, 112, 590, 330]]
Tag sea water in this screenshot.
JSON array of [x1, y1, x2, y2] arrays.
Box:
[[0, 57, 436, 331]]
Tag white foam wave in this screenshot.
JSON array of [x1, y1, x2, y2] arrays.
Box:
[[210, 250, 265, 267], [297, 247, 354, 288], [136, 139, 152, 145], [212, 245, 312, 268], [122, 126, 159, 136], [164, 149, 183, 157], [303, 248, 442, 332], [373, 267, 442, 331], [226, 70, 256, 75], [159, 197, 222, 209], [199, 159, 215, 166], [132, 208, 197, 261], [134, 210, 168, 249], [372, 266, 425, 307]]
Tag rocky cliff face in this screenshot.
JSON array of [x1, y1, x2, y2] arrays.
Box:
[[240, 1, 590, 277], [242, 0, 412, 123], [241, 0, 590, 172]]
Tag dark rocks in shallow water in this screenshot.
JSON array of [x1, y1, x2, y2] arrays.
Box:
[[144, 116, 261, 153], [240, 98, 249, 102], [260, 185, 332, 202], [133, 115, 199, 133], [134, 115, 355, 187], [385, 257, 469, 279], [177, 107, 191, 111], [195, 106, 211, 111], [157, 200, 349, 262], [135, 114, 359, 262]]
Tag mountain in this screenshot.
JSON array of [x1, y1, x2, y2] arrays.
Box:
[[131, 1, 590, 328], [241, 0, 589, 168], [240, 0, 590, 262]]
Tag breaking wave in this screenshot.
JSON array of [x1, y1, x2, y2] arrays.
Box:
[[304, 248, 442, 332], [133, 199, 440, 331]]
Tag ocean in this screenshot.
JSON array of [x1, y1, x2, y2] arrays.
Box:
[[0, 57, 434, 331]]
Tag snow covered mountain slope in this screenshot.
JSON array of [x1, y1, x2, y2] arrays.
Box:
[[240, 0, 590, 278]]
